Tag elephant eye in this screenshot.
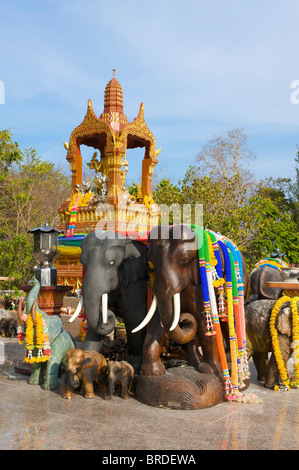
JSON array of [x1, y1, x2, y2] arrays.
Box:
[[108, 260, 115, 267]]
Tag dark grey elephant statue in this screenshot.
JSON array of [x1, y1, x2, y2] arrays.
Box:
[[70, 231, 149, 372], [245, 299, 294, 388]]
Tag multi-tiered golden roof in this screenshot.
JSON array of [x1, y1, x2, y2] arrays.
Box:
[[56, 72, 161, 289]]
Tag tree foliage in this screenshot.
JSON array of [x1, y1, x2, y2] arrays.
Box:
[[0, 128, 298, 286], [0, 130, 70, 288], [153, 129, 299, 269]]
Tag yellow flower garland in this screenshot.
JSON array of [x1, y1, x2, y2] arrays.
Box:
[[79, 319, 88, 342], [226, 281, 239, 393], [24, 310, 51, 364], [290, 296, 299, 388], [270, 295, 299, 390]]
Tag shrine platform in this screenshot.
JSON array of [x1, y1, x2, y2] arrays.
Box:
[[0, 337, 298, 451]]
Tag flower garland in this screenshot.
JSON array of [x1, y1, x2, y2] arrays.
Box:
[[190, 225, 254, 401], [290, 296, 299, 388], [17, 310, 51, 363], [270, 296, 291, 390], [218, 240, 239, 396], [79, 316, 88, 342], [17, 313, 27, 344], [66, 195, 80, 237], [270, 295, 299, 390], [252, 258, 289, 272]]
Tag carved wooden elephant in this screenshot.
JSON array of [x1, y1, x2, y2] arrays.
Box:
[[63, 348, 107, 399], [133, 225, 249, 409]]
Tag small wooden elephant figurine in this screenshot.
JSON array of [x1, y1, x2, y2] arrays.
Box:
[[63, 348, 107, 399], [105, 360, 134, 400]]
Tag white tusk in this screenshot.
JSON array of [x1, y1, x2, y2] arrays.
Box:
[[102, 293, 108, 325], [169, 292, 181, 331], [132, 295, 158, 333], [69, 297, 83, 323]]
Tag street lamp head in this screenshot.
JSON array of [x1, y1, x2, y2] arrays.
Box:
[[28, 222, 63, 286]]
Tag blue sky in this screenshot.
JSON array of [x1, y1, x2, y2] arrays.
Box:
[[1, 0, 299, 186]]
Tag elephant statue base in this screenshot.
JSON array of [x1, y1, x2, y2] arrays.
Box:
[[136, 366, 224, 410]]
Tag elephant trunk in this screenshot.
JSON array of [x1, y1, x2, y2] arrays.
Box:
[[26, 279, 40, 315], [133, 292, 197, 344], [82, 290, 116, 337], [65, 370, 81, 390], [17, 297, 23, 323], [157, 294, 197, 344]]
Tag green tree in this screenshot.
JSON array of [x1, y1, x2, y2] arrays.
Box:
[[291, 149, 299, 230], [0, 129, 23, 180], [0, 130, 70, 288], [153, 129, 299, 270]]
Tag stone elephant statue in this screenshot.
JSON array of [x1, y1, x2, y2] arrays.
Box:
[[133, 224, 250, 409], [105, 360, 134, 400], [247, 261, 299, 388], [63, 348, 107, 399], [17, 279, 76, 390], [249, 263, 285, 301], [245, 298, 294, 388], [69, 231, 149, 373]]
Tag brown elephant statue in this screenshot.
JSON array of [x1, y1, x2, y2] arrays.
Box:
[[104, 360, 134, 400], [63, 348, 107, 399], [245, 298, 294, 388], [133, 224, 250, 409]]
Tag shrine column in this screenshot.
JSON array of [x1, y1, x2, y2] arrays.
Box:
[[66, 151, 82, 192], [105, 146, 127, 205], [142, 154, 158, 199]]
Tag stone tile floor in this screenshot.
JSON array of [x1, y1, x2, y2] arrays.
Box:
[[0, 337, 298, 451]]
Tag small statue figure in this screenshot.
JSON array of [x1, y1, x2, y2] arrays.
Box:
[[93, 174, 108, 203], [63, 348, 107, 399], [105, 360, 134, 400]]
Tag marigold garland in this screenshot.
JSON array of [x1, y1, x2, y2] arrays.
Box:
[[18, 310, 51, 363], [290, 296, 299, 389], [270, 295, 291, 390], [80, 318, 88, 342]]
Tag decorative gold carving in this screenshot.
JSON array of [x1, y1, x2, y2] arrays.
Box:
[[87, 152, 108, 176], [57, 76, 161, 282]]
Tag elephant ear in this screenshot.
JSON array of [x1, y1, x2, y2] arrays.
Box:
[[276, 306, 292, 336], [119, 239, 149, 286], [79, 353, 95, 370], [80, 233, 98, 266]]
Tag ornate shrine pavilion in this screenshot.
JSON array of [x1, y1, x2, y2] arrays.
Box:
[[56, 72, 161, 289]]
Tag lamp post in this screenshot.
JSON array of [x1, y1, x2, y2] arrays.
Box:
[[29, 222, 62, 286], [19, 222, 72, 316]]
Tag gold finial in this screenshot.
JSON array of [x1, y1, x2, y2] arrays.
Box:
[[113, 68, 116, 77]]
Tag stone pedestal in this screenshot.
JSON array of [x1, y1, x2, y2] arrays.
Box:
[[19, 285, 72, 315]]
